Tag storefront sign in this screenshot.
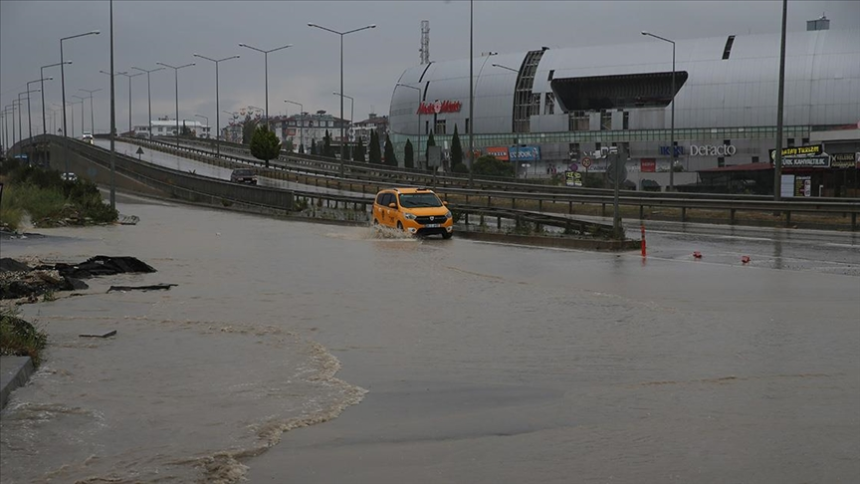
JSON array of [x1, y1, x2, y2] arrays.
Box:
[[640, 158, 656, 173], [485, 146, 509, 161], [417, 100, 462, 115], [795, 176, 812, 197], [782, 156, 830, 168], [690, 144, 736, 156], [830, 152, 856, 169], [769, 144, 823, 161], [659, 146, 685, 156], [509, 146, 541, 161], [565, 171, 583, 187]]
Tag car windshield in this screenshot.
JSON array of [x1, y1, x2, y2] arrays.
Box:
[[399, 193, 443, 208], [234, 170, 253, 176]]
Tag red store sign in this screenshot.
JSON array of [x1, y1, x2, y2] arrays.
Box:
[[417, 100, 463, 115], [641, 158, 656, 173]]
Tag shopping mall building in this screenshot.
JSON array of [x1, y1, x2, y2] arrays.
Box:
[[389, 20, 859, 195]]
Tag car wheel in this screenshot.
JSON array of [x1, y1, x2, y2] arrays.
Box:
[[442, 232, 453, 240]]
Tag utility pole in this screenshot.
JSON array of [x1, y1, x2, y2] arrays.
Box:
[[773, 0, 788, 201]]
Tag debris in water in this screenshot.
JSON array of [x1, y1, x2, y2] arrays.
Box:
[[107, 283, 177, 293], [79, 330, 118, 338]]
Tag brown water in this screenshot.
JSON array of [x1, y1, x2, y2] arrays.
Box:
[[1, 195, 858, 483]]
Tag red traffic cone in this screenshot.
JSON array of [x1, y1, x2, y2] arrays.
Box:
[[741, 256, 751, 264], [693, 251, 702, 259]]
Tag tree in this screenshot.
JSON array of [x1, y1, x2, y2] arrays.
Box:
[[250, 125, 281, 168], [404, 139, 414, 169], [180, 121, 195, 138], [298, 143, 305, 154], [323, 130, 334, 158], [283, 139, 294, 154], [472, 155, 514, 178], [310, 139, 317, 155], [425, 130, 436, 171], [241, 115, 258, 145], [369, 129, 382, 164], [384, 134, 398, 168], [450, 124, 465, 171], [354, 137, 366, 162]]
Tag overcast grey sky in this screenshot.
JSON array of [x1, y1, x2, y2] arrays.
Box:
[[2, 0, 857, 135]]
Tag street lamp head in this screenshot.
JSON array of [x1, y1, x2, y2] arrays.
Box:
[[307, 23, 316, 27], [641, 31, 649, 35], [90, 30, 100, 35], [369, 24, 377, 28], [238, 43, 247, 47]]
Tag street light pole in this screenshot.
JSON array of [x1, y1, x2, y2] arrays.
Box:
[[26, 79, 50, 141], [131, 66, 164, 140], [18, 90, 39, 144], [332, 92, 354, 156], [308, 22, 376, 170], [40, 62, 69, 135], [642, 31, 676, 191], [237, 43, 291, 133], [395, 84, 421, 168], [284, 100, 304, 153], [60, 30, 100, 173], [194, 114, 209, 140], [773, 0, 788, 201], [79, 88, 102, 135], [193, 53, 239, 158], [156, 62, 195, 148], [118, 72, 143, 134], [468, 0, 474, 185], [72, 95, 86, 137]]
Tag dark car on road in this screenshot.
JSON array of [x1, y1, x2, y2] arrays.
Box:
[[230, 168, 257, 185]]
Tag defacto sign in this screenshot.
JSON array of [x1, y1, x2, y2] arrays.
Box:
[[689, 144, 736, 156], [417, 100, 462, 115], [485, 146, 509, 161]]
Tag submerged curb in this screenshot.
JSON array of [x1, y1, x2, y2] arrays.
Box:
[[0, 356, 35, 411]]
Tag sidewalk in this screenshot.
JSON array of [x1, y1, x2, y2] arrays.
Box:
[[1, 356, 34, 411]]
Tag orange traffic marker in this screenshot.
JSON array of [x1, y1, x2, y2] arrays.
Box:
[[741, 256, 751, 264], [693, 251, 702, 259]]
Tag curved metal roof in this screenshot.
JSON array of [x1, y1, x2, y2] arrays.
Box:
[[390, 28, 860, 135]]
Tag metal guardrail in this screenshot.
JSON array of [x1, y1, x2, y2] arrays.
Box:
[[123, 136, 860, 230], [158, 136, 860, 203]]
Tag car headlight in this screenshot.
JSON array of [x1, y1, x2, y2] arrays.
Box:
[[404, 213, 417, 220], [445, 211, 452, 218]]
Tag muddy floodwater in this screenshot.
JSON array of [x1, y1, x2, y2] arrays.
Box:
[[1, 194, 858, 484]]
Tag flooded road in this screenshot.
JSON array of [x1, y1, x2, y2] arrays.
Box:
[[1, 195, 858, 483]]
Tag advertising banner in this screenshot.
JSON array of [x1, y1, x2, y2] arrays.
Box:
[[830, 152, 857, 169], [795, 175, 812, 197], [485, 146, 509, 161], [640, 158, 656, 173], [509, 146, 541, 161]]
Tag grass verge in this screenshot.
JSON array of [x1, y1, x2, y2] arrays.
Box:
[[0, 305, 48, 367]]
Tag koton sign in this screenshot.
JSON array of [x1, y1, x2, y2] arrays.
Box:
[[689, 144, 736, 156], [485, 146, 509, 161], [417, 100, 462, 115]]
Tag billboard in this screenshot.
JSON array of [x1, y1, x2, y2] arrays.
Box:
[[485, 146, 509, 161], [509, 146, 540, 161], [640, 159, 656, 173]]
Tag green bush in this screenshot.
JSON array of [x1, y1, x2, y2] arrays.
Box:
[[0, 305, 48, 367], [471, 155, 514, 178]]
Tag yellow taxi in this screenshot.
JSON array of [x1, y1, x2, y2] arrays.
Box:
[[372, 188, 454, 239]]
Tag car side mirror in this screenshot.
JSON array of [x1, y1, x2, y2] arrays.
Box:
[[388, 203, 397, 209], [442, 201, 448, 206]]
